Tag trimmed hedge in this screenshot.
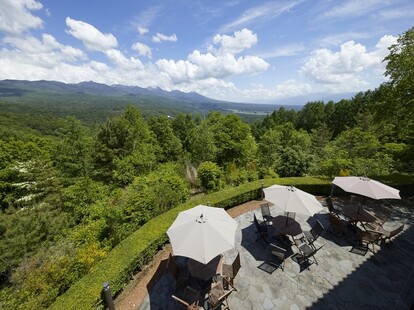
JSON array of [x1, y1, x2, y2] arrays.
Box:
[[49, 175, 411, 309]]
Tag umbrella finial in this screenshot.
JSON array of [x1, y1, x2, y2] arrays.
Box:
[[196, 213, 206, 223]]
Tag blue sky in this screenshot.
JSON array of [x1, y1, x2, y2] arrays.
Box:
[[0, 0, 413, 103]]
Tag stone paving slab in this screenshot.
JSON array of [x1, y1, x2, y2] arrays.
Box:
[[139, 197, 414, 310]]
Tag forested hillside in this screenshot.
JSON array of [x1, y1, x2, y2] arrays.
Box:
[[0, 79, 291, 125], [0, 27, 413, 309]]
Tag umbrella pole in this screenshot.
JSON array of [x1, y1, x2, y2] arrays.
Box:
[[357, 197, 365, 214], [330, 184, 335, 197]]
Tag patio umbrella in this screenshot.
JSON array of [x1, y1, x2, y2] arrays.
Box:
[[166, 205, 238, 264], [332, 176, 401, 200], [263, 185, 324, 217]]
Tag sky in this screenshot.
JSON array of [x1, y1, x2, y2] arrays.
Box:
[[0, 1, 413, 103]]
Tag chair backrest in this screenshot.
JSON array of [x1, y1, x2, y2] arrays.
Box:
[[375, 207, 392, 225], [253, 214, 269, 243], [270, 243, 287, 260], [310, 220, 324, 240], [166, 253, 178, 278], [231, 253, 241, 278], [329, 213, 344, 230], [388, 224, 404, 239], [172, 286, 200, 310], [253, 213, 260, 229], [326, 196, 334, 213], [260, 203, 271, 217], [172, 294, 190, 308], [208, 287, 234, 308]]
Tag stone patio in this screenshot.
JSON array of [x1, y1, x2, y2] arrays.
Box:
[[138, 197, 414, 309]]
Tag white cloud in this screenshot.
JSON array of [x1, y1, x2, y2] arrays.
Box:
[[301, 35, 397, 91], [258, 44, 305, 58], [132, 42, 152, 58], [130, 6, 162, 34], [322, 0, 388, 19], [212, 28, 257, 54], [1, 33, 86, 69], [138, 26, 149, 35], [377, 7, 414, 19], [152, 32, 177, 43], [0, 0, 43, 35], [65, 17, 118, 52], [221, 1, 303, 32], [156, 50, 269, 84], [274, 79, 312, 98], [196, 79, 312, 103], [105, 49, 144, 70], [317, 32, 370, 47]]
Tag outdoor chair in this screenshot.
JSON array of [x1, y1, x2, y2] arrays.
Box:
[[326, 196, 342, 217], [328, 213, 347, 237], [296, 241, 324, 266], [269, 243, 287, 271], [260, 202, 273, 225], [166, 253, 190, 289], [221, 252, 241, 287], [365, 207, 392, 231], [172, 285, 201, 309], [356, 228, 382, 253], [253, 214, 269, 244], [207, 277, 236, 310], [377, 224, 404, 244], [300, 220, 324, 248]]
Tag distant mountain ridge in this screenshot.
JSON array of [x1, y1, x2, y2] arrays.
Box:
[[0, 80, 356, 122], [0, 79, 223, 103]]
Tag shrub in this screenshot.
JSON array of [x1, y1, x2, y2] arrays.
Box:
[[197, 161, 223, 192]]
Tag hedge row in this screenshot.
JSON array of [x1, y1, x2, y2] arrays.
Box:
[[49, 175, 411, 309]]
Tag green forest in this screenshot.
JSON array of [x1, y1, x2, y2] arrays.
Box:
[[0, 27, 413, 309]]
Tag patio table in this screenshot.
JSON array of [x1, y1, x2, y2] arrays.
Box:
[[342, 204, 378, 224], [273, 216, 302, 236]]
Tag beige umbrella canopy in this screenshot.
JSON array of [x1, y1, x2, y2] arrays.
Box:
[[263, 185, 324, 217], [166, 205, 238, 264], [332, 176, 401, 200]]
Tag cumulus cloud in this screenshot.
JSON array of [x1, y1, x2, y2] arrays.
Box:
[[105, 49, 144, 70], [212, 28, 257, 54], [301, 35, 397, 90], [1, 33, 86, 69], [65, 17, 118, 52], [156, 50, 269, 84], [152, 32, 177, 43], [274, 80, 312, 98], [0, 0, 43, 34], [132, 42, 152, 58]]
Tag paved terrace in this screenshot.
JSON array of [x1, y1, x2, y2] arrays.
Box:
[[137, 196, 414, 309]]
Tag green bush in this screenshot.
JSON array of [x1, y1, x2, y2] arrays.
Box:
[[197, 161, 223, 192]]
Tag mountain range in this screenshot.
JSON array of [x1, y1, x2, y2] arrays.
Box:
[[0, 80, 355, 123]]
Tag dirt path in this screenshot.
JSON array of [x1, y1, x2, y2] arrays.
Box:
[[114, 200, 263, 310]]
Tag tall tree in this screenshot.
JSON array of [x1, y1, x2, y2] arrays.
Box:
[[381, 27, 414, 142], [171, 113, 196, 154], [149, 115, 182, 163], [296, 101, 326, 132], [54, 117, 93, 179], [93, 106, 156, 183], [206, 112, 257, 167]]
